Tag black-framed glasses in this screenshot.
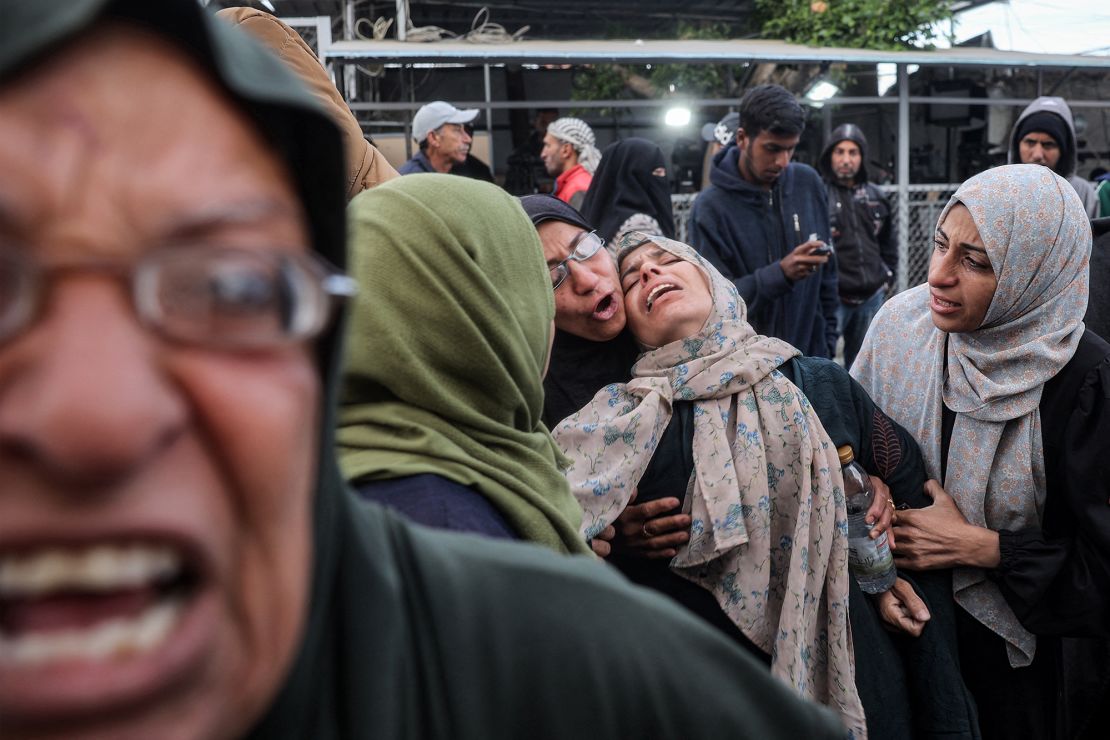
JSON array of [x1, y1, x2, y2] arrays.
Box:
[[0, 245, 358, 350], [549, 230, 605, 290]]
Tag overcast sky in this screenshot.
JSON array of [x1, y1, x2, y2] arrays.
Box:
[[941, 0, 1110, 55]]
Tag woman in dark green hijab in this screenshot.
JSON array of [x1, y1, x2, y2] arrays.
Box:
[[0, 2, 846, 738], [338, 174, 588, 554]]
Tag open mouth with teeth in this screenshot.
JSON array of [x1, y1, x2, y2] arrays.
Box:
[[645, 283, 680, 313], [0, 544, 197, 668]]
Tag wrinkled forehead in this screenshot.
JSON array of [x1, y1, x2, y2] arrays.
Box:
[[0, 25, 304, 252]]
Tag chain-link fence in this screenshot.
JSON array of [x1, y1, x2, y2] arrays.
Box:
[[879, 184, 960, 290], [671, 184, 960, 293]]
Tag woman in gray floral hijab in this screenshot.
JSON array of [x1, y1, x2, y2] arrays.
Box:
[[852, 164, 1110, 739]]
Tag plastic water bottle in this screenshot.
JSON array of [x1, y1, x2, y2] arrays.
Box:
[[839, 445, 896, 594]]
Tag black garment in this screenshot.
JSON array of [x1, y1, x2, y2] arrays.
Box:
[[825, 183, 894, 302], [580, 137, 676, 245], [450, 153, 496, 183], [940, 330, 1110, 740], [614, 356, 978, 740], [1086, 219, 1110, 342], [825, 182, 893, 303], [819, 124, 896, 304], [354, 473, 517, 540], [503, 130, 553, 195], [542, 328, 640, 428]]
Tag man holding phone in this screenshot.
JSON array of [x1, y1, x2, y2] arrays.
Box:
[[690, 84, 838, 358]]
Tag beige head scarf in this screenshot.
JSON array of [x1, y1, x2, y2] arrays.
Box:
[[852, 164, 1091, 667], [553, 233, 863, 737]]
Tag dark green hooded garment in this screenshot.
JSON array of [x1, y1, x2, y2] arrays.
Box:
[[0, 2, 847, 738]]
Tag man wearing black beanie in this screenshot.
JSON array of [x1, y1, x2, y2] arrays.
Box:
[[1008, 96, 1099, 217]]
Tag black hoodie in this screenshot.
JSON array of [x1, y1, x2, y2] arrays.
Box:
[[819, 124, 896, 303]]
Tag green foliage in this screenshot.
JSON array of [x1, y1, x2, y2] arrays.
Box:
[[572, 22, 747, 107], [756, 0, 953, 50], [647, 22, 747, 97]]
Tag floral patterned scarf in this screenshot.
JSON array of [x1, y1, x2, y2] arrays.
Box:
[[553, 233, 863, 737], [851, 164, 1091, 667]]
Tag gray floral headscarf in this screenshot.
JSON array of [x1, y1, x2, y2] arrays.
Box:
[[852, 164, 1091, 668], [553, 233, 864, 737]]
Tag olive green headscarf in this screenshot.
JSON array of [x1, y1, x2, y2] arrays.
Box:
[[338, 174, 588, 555]]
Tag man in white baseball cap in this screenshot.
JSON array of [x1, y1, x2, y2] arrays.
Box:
[[398, 100, 480, 175]]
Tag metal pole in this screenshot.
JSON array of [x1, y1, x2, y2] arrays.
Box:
[[396, 0, 407, 41], [896, 63, 910, 293], [342, 0, 356, 101], [483, 64, 495, 174], [404, 65, 413, 160]]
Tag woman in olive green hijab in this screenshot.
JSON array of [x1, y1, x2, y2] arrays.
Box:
[[338, 174, 589, 555]]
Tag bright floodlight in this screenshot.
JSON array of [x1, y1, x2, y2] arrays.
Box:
[[804, 79, 841, 106], [664, 106, 692, 127]]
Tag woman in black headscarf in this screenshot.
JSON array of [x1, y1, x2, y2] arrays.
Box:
[[0, 3, 847, 739], [581, 137, 676, 246]]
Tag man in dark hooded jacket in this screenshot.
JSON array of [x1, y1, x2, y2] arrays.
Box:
[[1008, 96, 1099, 218], [819, 124, 896, 368], [689, 84, 838, 358]]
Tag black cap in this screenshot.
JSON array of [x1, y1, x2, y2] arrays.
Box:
[[1016, 112, 1070, 154], [519, 194, 594, 232]]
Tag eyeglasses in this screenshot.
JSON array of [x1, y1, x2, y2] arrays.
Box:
[[549, 231, 605, 290], [0, 245, 358, 350]]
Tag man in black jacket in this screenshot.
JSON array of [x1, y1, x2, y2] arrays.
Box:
[[819, 124, 896, 368]]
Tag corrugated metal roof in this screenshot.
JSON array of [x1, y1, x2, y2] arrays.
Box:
[[322, 37, 1110, 68]]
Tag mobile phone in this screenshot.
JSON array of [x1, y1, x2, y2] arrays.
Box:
[[807, 233, 832, 256]]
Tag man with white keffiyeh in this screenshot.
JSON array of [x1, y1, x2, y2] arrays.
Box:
[[542, 116, 602, 208]]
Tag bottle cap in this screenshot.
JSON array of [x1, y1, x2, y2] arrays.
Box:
[[837, 445, 854, 465]]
